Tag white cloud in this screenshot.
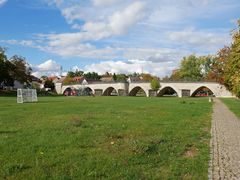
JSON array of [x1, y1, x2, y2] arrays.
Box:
[[39, 43, 118, 59], [123, 48, 189, 62], [2, 0, 238, 77], [92, 0, 121, 6], [37, 59, 61, 71], [28, 0, 233, 61], [23, 1, 147, 60], [167, 28, 230, 51], [0, 0, 7, 7], [108, 1, 146, 35], [71, 66, 81, 72], [31, 59, 62, 77], [84, 59, 176, 77], [40, 1, 146, 48], [0, 39, 34, 46]]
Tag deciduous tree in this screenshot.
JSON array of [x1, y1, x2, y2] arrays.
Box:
[[44, 79, 55, 91], [151, 78, 160, 91], [10, 55, 32, 84], [0, 48, 32, 86], [141, 73, 154, 81], [224, 20, 240, 97], [84, 72, 100, 80], [206, 47, 230, 83]]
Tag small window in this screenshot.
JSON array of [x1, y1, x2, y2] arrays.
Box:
[[182, 89, 190, 97]]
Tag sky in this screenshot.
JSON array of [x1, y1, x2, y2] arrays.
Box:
[[0, 0, 239, 77]]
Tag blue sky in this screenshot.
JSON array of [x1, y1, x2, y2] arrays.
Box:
[[0, 0, 239, 77]]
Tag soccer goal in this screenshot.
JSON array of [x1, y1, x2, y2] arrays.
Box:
[[17, 89, 38, 103]]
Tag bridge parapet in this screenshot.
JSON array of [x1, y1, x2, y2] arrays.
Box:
[[56, 81, 234, 98]]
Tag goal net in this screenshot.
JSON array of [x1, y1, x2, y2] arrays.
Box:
[[17, 89, 38, 103]]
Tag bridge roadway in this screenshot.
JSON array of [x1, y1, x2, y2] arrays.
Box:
[[55, 81, 233, 97]]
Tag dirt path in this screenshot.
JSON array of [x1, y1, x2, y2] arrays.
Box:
[[209, 98, 240, 179]]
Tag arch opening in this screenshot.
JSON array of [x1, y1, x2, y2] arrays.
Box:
[[63, 87, 93, 96], [158, 86, 178, 97], [103, 87, 118, 96], [81, 87, 93, 96], [129, 86, 147, 97], [63, 87, 77, 96], [191, 86, 214, 97]]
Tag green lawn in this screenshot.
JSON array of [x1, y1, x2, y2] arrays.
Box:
[[0, 96, 212, 179], [221, 98, 240, 118]]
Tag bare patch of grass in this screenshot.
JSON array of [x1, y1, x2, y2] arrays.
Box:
[[69, 116, 83, 127], [183, 146, 198, 158]]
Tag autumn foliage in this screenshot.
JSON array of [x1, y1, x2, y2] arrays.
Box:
[[170, 20, 240, 97]]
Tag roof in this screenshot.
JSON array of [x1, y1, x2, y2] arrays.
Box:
[[30, 75, 41, 82], [57, 76, 66, 83], [73, 76, 84, 82], [100, 76, 114, 82], [128, 76, 141, 82], [48, 76, 59, 81]]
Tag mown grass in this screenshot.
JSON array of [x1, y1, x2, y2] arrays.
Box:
[[221, 98, 240, 118], [0, 96, 212, 179]]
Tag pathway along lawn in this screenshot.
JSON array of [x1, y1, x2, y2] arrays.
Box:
[[210, 98, 240, 179], [0, 97, 211, 179], [221, 98, 240, 118]]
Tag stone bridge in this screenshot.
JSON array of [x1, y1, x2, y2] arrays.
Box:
[[55, 81, 233, 97]]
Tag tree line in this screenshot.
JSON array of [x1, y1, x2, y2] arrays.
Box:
[[169, 20, 240, 97], [64, 70, 159, 82]]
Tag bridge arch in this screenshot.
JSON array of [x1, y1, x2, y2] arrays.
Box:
[[129, 86, 147, 97], [62, 86, 72, 94], [103, 87, 118, 96], [191, 86, 214, 97], [63, 87, 72, 95], [82, 87, 93, 96], [158, 86, 178, 97]]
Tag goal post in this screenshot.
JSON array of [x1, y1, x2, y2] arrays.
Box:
[[17, 89, 38, 103]]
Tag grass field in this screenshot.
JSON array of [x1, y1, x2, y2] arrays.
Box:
[[221, 98, 240, 118], [0, 96, 212, 179]]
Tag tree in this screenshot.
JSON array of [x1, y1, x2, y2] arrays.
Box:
[[170, 70, 181, 81], [67, 70, 84, 78], [162, 75, 171, 81], [67, 71, 75, 78], [41, 75, 48, 80], [0, 48, 32, 86], [199, 55, 215, 78], [113, 73, 117, 81], [206, 47, 230, 83], [170, 55, 214, 81], [224, 20, 240, 97], [116, 74, 127, 82], [0, 47, 10, 85], [141, 73, 154, 81], [151, 78, 160, 91], [62, 76, 74, 85], [75, 70, 84, 77], [129, 72, 140, 77], [84, 72, 100, 80], [10, 55, 32, 84], [4, 60, 15, 86], [44, 79, 55, 91], [178, 55, 203, 81]]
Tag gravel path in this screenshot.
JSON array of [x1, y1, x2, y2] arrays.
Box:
[[210, 98, 240, 180]]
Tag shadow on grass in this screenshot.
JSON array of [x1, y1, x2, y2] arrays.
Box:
[[3, 163, 31, 177], [36, 100, 64, 103], [0, 130, 18, 134]]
